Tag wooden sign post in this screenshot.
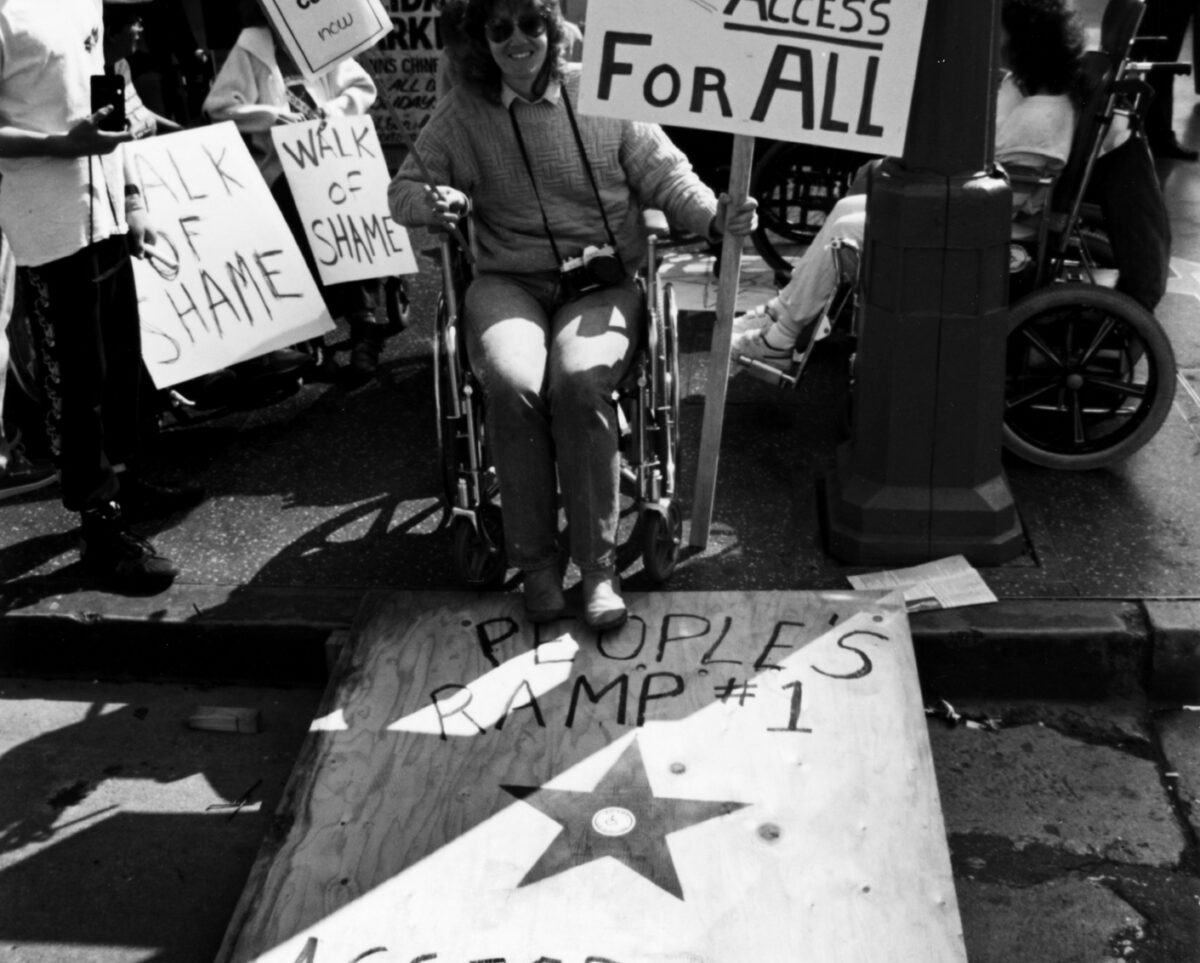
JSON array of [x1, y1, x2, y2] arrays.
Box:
[[216, 590, 966, 963], [578, 0, 929, 547], [690, 135, 754, 547]]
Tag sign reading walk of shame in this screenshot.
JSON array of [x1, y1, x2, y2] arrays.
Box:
[[260, 0, 391, 78], [272, 116, 419, 285], [128, 123, 334, 389], [216, 591, 966, 963], [579, 0, 930, 155]]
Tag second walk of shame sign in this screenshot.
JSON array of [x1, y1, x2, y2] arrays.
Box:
[[578, 0, 929, 155]]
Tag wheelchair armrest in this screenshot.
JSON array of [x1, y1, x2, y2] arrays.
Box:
[[998, 162, 1056, 190], [642, 208, 672, 239], [1125, 60, 1193, 76]]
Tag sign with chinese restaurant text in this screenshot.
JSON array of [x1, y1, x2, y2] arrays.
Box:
[[579, 0, 929, 155], [272, 116, 418, 285], [128, 123, 334, 389], [216, 590, 966, 963], [260, 0, 391, 78], [359, 0, 445, 148]]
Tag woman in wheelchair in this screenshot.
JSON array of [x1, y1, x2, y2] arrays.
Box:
[[731, 0, 1086, 374], [388, 0, 756, 629]]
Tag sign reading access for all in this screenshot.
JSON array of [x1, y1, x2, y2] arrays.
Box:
[[128, 123, 334, 389], [260, 0, 391, 78], [272, 116, 418, 285], [579, 0, 929, 155]]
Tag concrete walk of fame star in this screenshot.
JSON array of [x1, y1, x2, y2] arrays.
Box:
[[501, 738, 749, 900]]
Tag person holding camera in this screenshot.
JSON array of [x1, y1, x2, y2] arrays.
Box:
[[388, 0, 755, 630]]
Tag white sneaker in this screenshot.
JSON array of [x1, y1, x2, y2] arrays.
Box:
[[731, 322, 795, 373]]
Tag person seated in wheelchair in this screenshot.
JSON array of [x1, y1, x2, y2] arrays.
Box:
[[388, 0, 756, 630], [731, 0, 1085, 375]]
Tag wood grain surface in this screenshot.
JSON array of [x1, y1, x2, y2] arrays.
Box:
[[216, 590, 966, 963]]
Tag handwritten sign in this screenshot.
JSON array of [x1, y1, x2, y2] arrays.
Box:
[[260, 0, 391, 78], [359, 0, 444, 147], [579, 0, 929, 154], [272, 116, 418, 285], [216, 590, 966, 963], [128, 123, 334, 389]]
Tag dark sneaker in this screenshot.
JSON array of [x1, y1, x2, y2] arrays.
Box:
[[0, 445, 57, 500], [80, 502, 178, 594], [118, 474, 206, 522], [345, 318, 386, 385]]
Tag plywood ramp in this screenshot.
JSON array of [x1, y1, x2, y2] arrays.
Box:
[[216, 590, 966, 963]]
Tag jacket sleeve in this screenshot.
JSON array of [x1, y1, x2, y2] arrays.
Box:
[[619, 120, 718, 240], [321, 58, 377, 117], [202, 46, 292, 132], [387, 99, 463, 228]]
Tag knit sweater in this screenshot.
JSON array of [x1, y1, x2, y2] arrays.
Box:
[[388, 64, 719, 277]]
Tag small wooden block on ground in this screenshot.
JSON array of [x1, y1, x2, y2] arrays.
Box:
[[217, 590, 966, 963], [187, 706, 261, 734]]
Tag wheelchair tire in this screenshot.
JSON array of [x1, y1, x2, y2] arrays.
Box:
[[452, 509, 507, 589], [749, 142, 865, 280], [641, 501, 684, 584], [1003, 283, 1176, 470]]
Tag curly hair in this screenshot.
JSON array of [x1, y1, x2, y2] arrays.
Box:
[[1001, 0, 1085, 98], [440, 0, 568, 102]]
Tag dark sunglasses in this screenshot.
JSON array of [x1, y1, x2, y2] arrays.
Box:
[[484, 12, 548, 43]]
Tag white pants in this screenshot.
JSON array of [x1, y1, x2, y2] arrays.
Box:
[[773, 193, 867, 337]]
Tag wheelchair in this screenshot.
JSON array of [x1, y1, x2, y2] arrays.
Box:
[[734, 0, 1179, 472], [433, 214, 684, 589]]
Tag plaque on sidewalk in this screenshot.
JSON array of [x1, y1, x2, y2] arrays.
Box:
[[216, 591, 966, 963]]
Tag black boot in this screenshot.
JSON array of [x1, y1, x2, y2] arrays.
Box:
[[346, 316, 388, 386], [80, 500, 178, 594]]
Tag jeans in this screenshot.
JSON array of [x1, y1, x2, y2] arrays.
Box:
[[463, 270, 641, 573], [774, 194, 868, 334], [23, 236, 145, 512]]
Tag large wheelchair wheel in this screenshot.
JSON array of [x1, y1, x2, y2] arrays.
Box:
[[1003, 283, 1176, 470], [452, 506, 507, 589], [749, 142, 866, 279]]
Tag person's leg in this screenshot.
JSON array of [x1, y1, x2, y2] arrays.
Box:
[[463, 271, 563, 614], [1141, 0, 1197, 158], [24, 239, 176, 591], [548, 277, 641, 628], [731, 194, 867, 370]]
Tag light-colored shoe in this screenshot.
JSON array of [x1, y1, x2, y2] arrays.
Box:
[[523, 566, 566, 623], [730, 322, 796, 373], [582, 567, 627, 630]]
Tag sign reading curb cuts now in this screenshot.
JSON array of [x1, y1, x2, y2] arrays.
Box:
[[578, 0, 929, 154], [260, 0, 391, 78]]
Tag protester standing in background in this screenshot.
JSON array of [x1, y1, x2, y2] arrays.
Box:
[[204, 0, 390, 385]]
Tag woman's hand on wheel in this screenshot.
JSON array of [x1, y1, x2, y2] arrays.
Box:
[[425, 185, 469, 233], [710, 192, 758, 240]]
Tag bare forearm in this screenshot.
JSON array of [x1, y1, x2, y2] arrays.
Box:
[[0, 126, 73, 159]]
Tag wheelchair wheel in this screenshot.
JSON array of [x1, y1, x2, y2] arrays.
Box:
[[1003, 283, 1176, 470], [452, 507, 507, 589], [641, 501, 683, 584], [749, 142, 865, 280]]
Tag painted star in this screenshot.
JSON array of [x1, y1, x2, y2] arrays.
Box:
[[501, 737, 748, 900]]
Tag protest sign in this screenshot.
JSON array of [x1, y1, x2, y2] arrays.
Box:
[[260, 0, 391, 78], [128, 123, 334, 390], [579, 0, 929, 155], [359, 0, 444, 148], [272, 115, 419, 285]]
